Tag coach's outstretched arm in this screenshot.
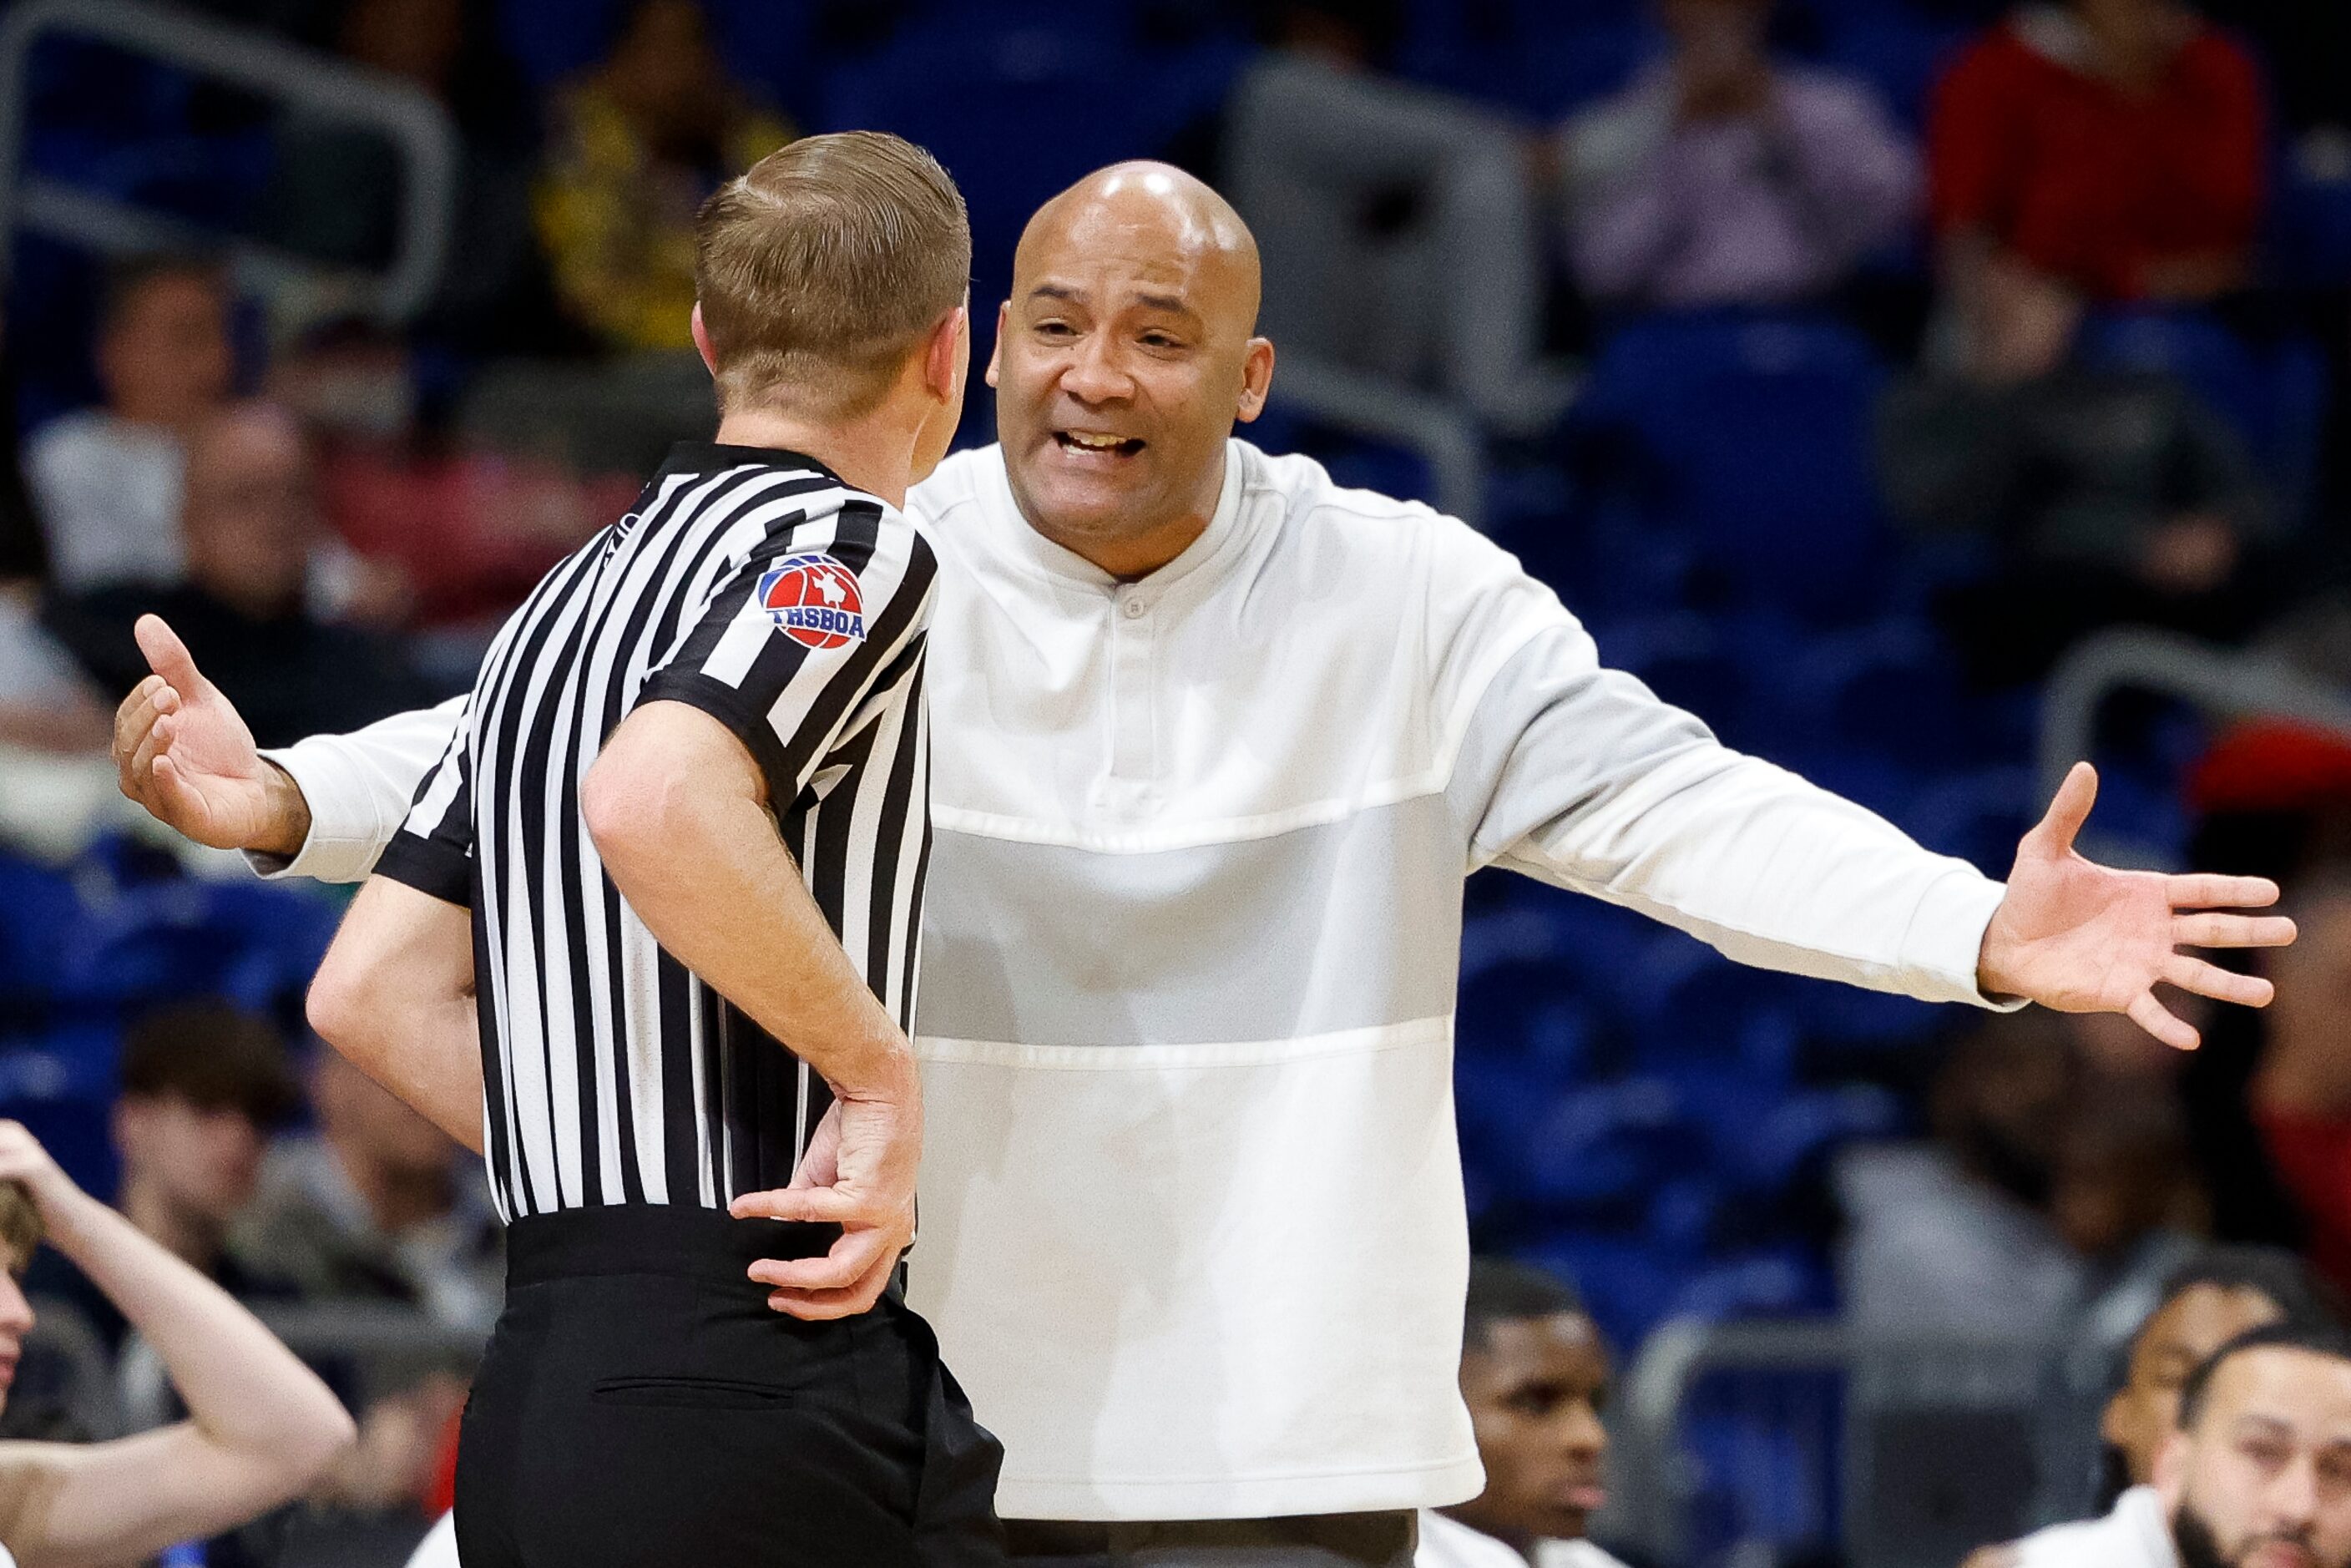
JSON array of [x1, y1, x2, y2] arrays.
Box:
[[114, 615, 460, 880], [1444, 531, 2296, 1050], [582, 700, 921, 1321], [0, 1122, 356, 1566]]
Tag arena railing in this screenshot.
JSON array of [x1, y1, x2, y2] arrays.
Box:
[[2039, 627, 2351, 862], [0, 0, 458, 324], [115, 1302, 487, 1434], [1613, 1318, 2102, 1568]]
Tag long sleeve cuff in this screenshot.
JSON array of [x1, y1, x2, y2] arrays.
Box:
[[1895, 867, 2023, 1010], [244, 738, 402, 883]]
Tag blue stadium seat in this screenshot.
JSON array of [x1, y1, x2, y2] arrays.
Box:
[[52, 877, 339, 1021], [1814, 13, 1973, 129], [1571, 312, 1893, 620]]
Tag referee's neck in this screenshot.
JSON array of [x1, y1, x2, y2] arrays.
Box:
[[713, 407, 918, 508]]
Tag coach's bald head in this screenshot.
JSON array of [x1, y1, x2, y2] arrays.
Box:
[[988, 161, 1275, 579]]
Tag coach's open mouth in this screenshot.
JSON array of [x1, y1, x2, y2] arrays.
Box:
[[1054, 429, 1145, 458]]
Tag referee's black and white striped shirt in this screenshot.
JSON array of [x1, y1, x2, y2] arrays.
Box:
[[375, 442, 936, 1222]]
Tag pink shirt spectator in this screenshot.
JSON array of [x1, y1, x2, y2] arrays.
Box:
[[1563, 63, 1921, 310]]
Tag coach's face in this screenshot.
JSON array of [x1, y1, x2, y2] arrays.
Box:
[[991, 162, 1274, 579], [2159, 1349, 2351, 1568]]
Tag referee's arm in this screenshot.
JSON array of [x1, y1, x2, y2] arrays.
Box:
[[583, 699, 920, 1320], [308, 714, 487, 1155]]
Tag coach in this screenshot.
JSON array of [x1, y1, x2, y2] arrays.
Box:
[[115, 162, 2291, 1568]]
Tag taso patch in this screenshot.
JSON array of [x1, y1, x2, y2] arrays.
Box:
[[757, 554, 867, 650]]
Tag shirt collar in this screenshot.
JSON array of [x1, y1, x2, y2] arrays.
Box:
[[982, 438, 1251, 595]]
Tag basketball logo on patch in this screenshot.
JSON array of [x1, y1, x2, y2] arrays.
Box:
[[757, 554, 867, 650]]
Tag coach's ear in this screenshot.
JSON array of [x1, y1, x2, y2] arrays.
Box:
[[690, 304, 720, 379], [984, 301, 1009, 388], [1235, 336, 1275, 424]]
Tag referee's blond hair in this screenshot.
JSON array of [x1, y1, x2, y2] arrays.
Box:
[[695, 131, 970, 421]]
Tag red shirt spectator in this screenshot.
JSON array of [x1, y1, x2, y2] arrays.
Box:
[[1929, 3, 2267, 303]]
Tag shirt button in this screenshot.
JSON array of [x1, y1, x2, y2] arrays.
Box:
[[1121, 596, 1149, 620]]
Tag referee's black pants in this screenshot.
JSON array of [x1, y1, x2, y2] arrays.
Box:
[[453, 1204, 1007, 1567]]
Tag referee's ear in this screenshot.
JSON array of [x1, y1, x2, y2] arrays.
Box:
[[690, 303, 720, 380], [1234, 336, 1275, 425]]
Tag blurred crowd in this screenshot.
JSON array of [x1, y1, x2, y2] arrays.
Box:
[[2, 0, 2351, 1560]]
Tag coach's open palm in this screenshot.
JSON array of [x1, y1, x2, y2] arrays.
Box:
[[1978, 761, 2296, 1050], [111, 615, 308, 857], [730, 1085, 922, 1321]]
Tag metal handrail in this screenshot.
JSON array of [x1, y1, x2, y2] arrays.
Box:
[[0, 0, 458, 321], [2038, 629, 2351, 809], [1270, 352, 1489, 530], [1610, 1316, 1848, 1562]]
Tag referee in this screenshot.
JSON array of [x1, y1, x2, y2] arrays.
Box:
[[303, 133, 1003, 1566]]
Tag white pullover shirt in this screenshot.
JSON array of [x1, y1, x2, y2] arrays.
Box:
[[260, 438, 2012, 1520], [2009, 1487, 2179, 1568]]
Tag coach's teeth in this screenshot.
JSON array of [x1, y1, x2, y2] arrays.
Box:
[[1065, 432, 1126, 450]]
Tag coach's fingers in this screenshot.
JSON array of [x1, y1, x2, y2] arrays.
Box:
[[114, 678, 168, 801], [2165, 873, 2281, 911], [2172, 912, 2298, 950], [2126, 989, 2201, 1052], [2161, 953, 2273, 1009]]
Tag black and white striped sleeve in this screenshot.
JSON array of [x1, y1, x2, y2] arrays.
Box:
[[372, 699, 477, 907], [634, 498, 937, 804]]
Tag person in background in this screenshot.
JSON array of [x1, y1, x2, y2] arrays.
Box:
[[1929, 0, 2267, 380], [2247, 865, 2351, 1302], [1840, 1012, 2207, 1343], [0, 1119, 354, 1564], [1419, 1260, 1625, 1568], [40, 402, 441, 749], [1976, 1320, 2351, 1568], [233, 1049, 498, 1333], [22, 999, 300, 1354], [1557, 0, 1919, 313], [533, 0, 791, 352], [257, 0, 564, 355], [231, 1050, 493, 1520], [1967, 1247, 2340, 1568], [23, 255, 232, 595], [1878, 346, 2279, 688]]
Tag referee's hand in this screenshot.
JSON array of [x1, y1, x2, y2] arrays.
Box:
[[729, 1085, 921, 1320], [112, 615, 311, 857]]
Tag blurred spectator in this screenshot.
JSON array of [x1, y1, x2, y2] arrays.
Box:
[[1256, 0, 1406, 70], [1881, 358, 2278, 685], [230, 1049, 492, 1518], [1967, 1253, 2337, 1568], [1839, 1012, 2203, 1340], [1929, 0, 2267, 377], [1986, 1324, 2351, 1568], [0, 309, 109, 752], [256, 0, 567, 354], [233, 1050, 498, 1332], [24, 255, 233, 594], [23, 1001, 300, 1353], [2248, 864, 2351, 1302], [39, 402, 442, 749], [533, 0, 791, 353], [1418, 1259, 1624, 1568], [1555, 0, 1919, 313]]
